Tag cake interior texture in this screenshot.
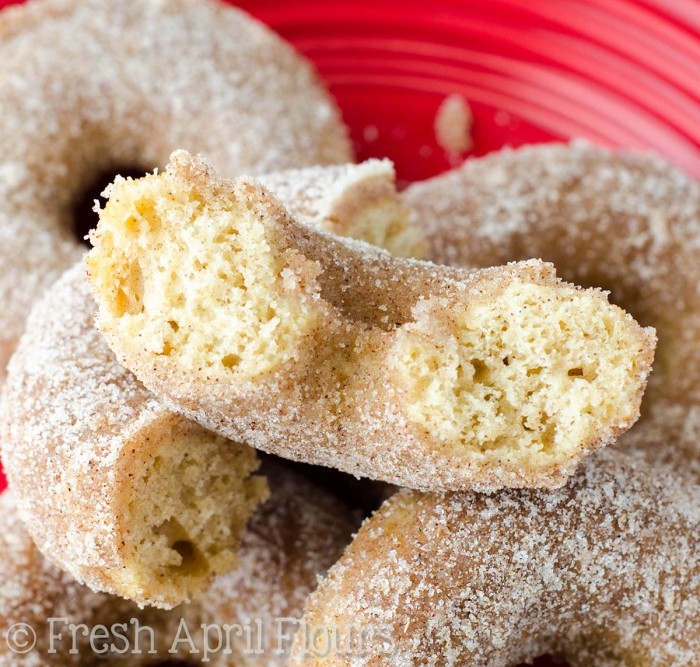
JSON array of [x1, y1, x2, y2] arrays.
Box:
[[116, 416, 267, 604], [394, 281, 652, 468], [340, 195, 423, 258], [88, 173, 325, 381]]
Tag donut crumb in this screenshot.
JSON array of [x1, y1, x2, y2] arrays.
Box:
[[435, 94, 473, 155]]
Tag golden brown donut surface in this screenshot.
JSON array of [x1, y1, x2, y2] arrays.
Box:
[[0, 0, 352, 381], [86, 151, 654, 492], [0, 463, 356, 666], [404, 141, 700, 479], [291, 450, 700, 667]]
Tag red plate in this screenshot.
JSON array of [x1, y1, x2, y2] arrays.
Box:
[[0, 0, 699, 475], [237, 0, 700, 182]]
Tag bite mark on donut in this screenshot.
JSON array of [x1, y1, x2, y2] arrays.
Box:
[[115, 415, 268, 606], [391, 282, 655, 468], [330, 193, 420, 258], [88, 168, 328, 381], [258, 159, 426, 259]]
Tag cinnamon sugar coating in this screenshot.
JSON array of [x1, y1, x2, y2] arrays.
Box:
[[87, 151, 654, 492], [0, 0, 352, 380], [405, 142, 700, 480], [0, 463, 356, 666], [292, 450, 700, 666]]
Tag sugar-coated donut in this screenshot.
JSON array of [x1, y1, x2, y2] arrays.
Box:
[[291, 450, 700, 666], [0, 463, 356, 666], [1, 264, 267, 609], [404, 142, 700, 480], [258, 160, 424, 259], [87, 151, 654, 492], [0, 0, 352, 381]]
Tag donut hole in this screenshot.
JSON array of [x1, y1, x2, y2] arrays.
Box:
[[393, 281, 652, 472], [87, 166, 326, 380], [70, 166, 148, 246], [265, 452, 395, 517], [116, 416, 268, 608]]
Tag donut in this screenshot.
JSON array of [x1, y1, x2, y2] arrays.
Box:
[[0, 158, 407, 608], [257, 159, 425, 259], [403, 142, 700, 479], [291, 450, 700, 666], [1, 263, 267, 609], [0, 0, 352, 382], [0, 462, 357, 666], [86, 151, 655, 492]]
